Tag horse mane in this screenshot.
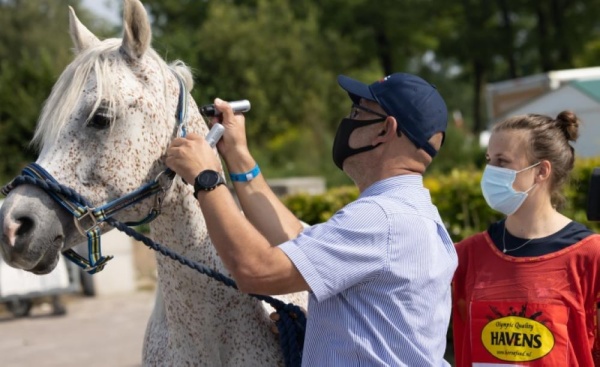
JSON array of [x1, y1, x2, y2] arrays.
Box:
[[32, 38, 194, 151]]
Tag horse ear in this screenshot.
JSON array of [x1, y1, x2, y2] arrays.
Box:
[[68, 6, 100, 53], [120, 0, 152, 61]]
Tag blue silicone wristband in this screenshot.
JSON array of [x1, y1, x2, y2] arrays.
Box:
[[229, 164, 261, 182]]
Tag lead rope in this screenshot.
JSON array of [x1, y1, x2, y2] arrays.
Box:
[[107, 218, 305, 367]]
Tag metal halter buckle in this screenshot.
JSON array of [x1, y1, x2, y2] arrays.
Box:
[[82, 255, 114, 273], [155, 170, 174, 191], [73, 207, 101, 236]]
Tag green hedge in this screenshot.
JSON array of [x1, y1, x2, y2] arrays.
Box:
[[283, 158, 600, 241]]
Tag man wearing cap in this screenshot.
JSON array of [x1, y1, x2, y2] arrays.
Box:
[[166, 72, 458, 366]]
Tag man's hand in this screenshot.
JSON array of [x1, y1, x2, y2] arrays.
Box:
[[166, 133, 221, 184], [211, 98, 254, 172]]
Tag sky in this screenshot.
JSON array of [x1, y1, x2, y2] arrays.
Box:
[[80, 0, 120, 24]]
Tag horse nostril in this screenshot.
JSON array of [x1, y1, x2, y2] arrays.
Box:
[[16, 216, 35, 237]]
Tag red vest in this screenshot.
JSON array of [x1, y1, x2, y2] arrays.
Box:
[[453, 232, 600, 366]]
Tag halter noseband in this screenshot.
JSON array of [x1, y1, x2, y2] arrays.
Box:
[[1, 72, 188, 274]]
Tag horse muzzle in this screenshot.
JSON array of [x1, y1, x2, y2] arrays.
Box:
[[0, 187, 67, 273]]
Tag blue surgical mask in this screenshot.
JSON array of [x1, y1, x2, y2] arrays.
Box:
[[480, 162, 540, 215]]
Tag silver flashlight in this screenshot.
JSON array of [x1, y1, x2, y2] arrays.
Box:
[[200, 100, 251, 117]]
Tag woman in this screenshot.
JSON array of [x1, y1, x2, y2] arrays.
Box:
[[452, 111, 600, 366]]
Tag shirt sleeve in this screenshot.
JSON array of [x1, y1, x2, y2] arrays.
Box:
[[279, 198, 389, 302]]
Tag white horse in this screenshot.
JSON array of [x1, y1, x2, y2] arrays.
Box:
[[0, 0, 306, 365]]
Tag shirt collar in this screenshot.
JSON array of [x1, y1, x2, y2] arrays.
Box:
[[360, 174, 424, 198]]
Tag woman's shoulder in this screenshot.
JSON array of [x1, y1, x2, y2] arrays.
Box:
[[565, 221, 600, 244], [567, 220, 595, 233]]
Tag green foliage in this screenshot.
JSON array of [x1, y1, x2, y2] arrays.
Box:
[[314, 0, 441, 75], [3, 0, 600, 192], [0, 49, 56, 181], [574, 38, 600, 68], [433, 0, 600, 131], [562, 158, 600, 228], [424, 169, 503, 240], [0, 1, 72, 183], [283, 186, 359, 225], [283, 158, 600, 241], [427, 124, 487, 175], [0, 0, 116, 184], [144, 0, 355, 184]]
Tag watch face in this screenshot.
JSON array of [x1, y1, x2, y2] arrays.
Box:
[[198, 170, 219, 187]]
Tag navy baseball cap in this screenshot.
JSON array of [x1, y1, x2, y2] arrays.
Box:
[[337, 72, 448, 157]]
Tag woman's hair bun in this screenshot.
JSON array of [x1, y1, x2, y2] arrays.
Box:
[[555, 110, 580, 142]]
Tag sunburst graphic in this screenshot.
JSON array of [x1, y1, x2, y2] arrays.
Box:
[[486, 304, 547, 325]]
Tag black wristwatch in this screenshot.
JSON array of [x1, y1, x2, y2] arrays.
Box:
[[193, 170, 226, 196]]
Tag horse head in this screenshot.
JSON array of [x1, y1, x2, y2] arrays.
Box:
[[0, 0, 208, 275]]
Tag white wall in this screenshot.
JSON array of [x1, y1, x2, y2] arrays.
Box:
[[85, 229, 137, 296]]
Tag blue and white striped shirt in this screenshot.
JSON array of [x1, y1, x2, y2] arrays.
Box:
[[279, 174, 457, 366]]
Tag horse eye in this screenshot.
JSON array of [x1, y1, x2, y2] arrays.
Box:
[[88, 110, 113, 130]]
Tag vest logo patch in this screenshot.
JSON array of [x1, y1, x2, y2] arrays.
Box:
[[481, 315, 554, 361]]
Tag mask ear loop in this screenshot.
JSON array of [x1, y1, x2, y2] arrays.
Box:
[[518, 161, 541, 194], [524, 182, 537, 194], [516, 161, 541, 173]]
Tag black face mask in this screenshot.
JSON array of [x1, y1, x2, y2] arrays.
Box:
[[332, 117, 385, 170]]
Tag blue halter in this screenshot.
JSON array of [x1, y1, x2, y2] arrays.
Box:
[[1, 73, 188, 274]]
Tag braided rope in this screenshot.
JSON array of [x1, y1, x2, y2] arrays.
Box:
[[3, 174, 305, 367]]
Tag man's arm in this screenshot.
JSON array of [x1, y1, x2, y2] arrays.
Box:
[[212, 99, 305, 245], [165, 99, 309, 295], [224, 151, 305, 246], [195, 184, 309, 295], [166, 132, 309, 295]]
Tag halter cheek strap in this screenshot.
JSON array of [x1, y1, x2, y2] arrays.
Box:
[[174, 73, 188, 138]]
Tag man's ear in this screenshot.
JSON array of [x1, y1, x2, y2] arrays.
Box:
[[374, 117, 397, 143]]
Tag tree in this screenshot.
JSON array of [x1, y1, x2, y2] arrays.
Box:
[[0, 0, 115, 182], [4, 0, 600, 188], [143, 0, 357, 184]]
